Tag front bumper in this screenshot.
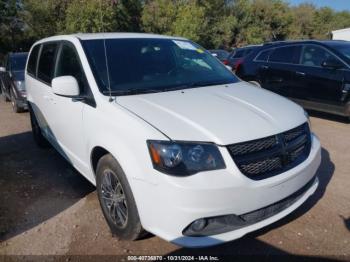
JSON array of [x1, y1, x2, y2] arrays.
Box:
[[133, 134, 321, 247]]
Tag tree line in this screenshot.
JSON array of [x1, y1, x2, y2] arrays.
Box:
[[1, 0, 350, 56]]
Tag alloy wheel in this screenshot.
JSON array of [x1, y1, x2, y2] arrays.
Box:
[[101, 169, 128, 228]]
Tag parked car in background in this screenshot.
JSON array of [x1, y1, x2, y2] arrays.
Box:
[[209, 49, 230, 64], [0, 52, 29, 112], [26, 33, 320, 247], [236, 40, 350, 118], [227, 45, 261, 71]]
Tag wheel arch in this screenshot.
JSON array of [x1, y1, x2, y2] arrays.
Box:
[[90, 146, 110, 178]]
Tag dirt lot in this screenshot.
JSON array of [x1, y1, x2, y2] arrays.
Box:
[[0, 97, 349, 261]]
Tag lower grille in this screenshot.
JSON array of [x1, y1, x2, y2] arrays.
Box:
[[228, 123, 311, 180], [240, 176, 316, 223], [183, 176, 316, 237]]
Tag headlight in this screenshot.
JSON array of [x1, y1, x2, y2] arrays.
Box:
[[147, 140, 226, 175], [14, 81, 26, 92]]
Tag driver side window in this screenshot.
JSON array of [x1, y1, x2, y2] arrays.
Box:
[[55, 43, 86, 92], [300, 45, 340, 67]]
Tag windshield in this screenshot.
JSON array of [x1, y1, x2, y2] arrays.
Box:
[[82, 38, 238, 95], [10, 54, 28, 71]]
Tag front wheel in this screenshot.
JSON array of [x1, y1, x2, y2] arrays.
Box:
[[10, 90, 22, 113], [96, 154, 146, 240]]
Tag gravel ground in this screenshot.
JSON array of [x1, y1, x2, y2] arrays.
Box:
[[0, 97, 349, 261]]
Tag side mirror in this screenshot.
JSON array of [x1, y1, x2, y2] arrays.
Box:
[[0, 67, 5, 72], [321, 58, 343, 69], [52, 76, 80, 97]]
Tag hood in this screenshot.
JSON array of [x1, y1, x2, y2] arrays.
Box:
[[116, 82, 307, 145], [11, 70, 25, 81]]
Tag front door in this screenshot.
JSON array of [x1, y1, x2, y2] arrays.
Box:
[[48, 41, 90, 173], [295, 44, 345, 106]]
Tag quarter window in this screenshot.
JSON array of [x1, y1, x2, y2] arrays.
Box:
[[269, 46, 301, 64], [55, 43, 85, 91], [37, 43, 58, 84], [27, 45, 41, 76], [300, 45, 339, 67]]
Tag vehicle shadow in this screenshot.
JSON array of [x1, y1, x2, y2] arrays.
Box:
[[166, 238, 339, 261], [0, 131, 95, 241], [340, 215, 350, 232], [307, 109, 349, 124], [166, 148, 335, 259]]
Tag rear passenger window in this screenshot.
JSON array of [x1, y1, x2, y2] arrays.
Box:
[[269, 46, 300, 64], [27, 45, 41, 76], [38, 43, 58, 84], [55, 43, 86, 91], [255, 50, 270, 61]]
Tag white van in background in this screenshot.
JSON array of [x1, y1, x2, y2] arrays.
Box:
[[332, 28, 350, 41]]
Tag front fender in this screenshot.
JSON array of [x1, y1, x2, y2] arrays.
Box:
[[84, 101, 168, 185]]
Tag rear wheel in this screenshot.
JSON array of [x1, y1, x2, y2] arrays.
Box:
[[0, 80, 10, 102], [29, 105, 50, 148], [96, 154, 146, 240]]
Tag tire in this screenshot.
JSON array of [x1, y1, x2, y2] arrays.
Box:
[[249, 81, 262, 88], [29, 105, 50, 148], [10, 90, 22, 113], [96, 154, 146, 240]]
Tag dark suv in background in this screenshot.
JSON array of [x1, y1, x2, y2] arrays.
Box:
[[209, 49, 230, 64], [0, 52, 28, 112], [236, 40, 350, 118], [227, 45, 261, 71]]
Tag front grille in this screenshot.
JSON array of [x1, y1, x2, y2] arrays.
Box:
[[228, 123, 311, 180]]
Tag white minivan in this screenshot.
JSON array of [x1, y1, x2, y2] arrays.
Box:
[[25, 33, 321, 247]]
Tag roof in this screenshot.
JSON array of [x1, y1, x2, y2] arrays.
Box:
[[237, 44, 262, 49], [36, 32, 187, 43], [263, 39, 349, 46]]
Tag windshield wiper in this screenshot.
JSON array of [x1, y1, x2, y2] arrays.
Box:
[[102, 81, 232, 96], [164, 80, 232, 92], [190, 80, 232, 87], [102, 88, 162, 96]]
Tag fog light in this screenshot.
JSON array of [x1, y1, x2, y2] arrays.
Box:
[[190, 218, 207, 232]]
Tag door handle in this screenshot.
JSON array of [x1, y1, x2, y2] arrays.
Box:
[[260, 65, 269, 70], [295, 71, 306, 76]]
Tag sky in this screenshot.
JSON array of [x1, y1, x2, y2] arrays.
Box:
[[287, 0, 350, 11]]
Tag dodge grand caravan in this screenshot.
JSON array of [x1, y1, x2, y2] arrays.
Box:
[[25, 33, 321, 247]]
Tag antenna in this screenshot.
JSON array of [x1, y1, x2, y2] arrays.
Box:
[[103, 39, 113, 102]]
